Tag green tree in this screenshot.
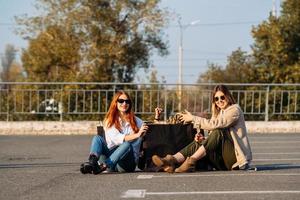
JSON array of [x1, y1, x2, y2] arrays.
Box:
[[198, 0, 299, 84], [197, 48, 254, 83], [21, 25, 81, 81], [16, 0, 169, 83], [7, 63, 24, 82], [197, 62, 223, 83], [251, 0, 300, 83]]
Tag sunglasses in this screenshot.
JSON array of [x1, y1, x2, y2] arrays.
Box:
[[117, 99, 131, 104], [214, 95, 225, 102]]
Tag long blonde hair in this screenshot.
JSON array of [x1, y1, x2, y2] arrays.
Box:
[[211, 85, 236, 118]]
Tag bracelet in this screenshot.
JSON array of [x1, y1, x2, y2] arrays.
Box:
[[154, 118, 159, 120]]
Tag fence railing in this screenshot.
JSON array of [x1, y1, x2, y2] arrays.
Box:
[[0, 82, 299, 121]]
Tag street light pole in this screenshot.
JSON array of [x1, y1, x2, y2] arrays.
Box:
[[178, 18, 183, 111], [177, 17, 201, 111]]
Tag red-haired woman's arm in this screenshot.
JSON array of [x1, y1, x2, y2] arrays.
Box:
[[124, 124, 148, 141]]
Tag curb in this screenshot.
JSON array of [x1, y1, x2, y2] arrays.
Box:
[[0, 121, 299, 135]]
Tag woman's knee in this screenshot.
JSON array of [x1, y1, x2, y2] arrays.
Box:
[[209, 129, 223, 137], [203, 129, 223, 151], [92, 135, 105, 144], [120, 141, 131, 148], [208, 129, 224, 142], [117, 141, 132, 155]]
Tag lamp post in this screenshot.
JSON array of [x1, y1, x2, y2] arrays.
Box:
[[177, 17, 201, 111]]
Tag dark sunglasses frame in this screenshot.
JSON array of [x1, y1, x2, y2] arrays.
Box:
[[214, 95, 226, 102], [117, 99, 131, 104]]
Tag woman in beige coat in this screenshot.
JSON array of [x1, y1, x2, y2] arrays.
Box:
[[152, 84, 252, 172]]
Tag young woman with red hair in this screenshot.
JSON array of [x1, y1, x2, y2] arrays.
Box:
[[80, 91, 148, 174]]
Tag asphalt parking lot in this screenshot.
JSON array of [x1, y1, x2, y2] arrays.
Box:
[[0, 133, 300, 200]]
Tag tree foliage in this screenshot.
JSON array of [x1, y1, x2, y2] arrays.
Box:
[[251, 0, 300, 83], [16, 0, 169, 82], [21, 25, 81, 81], [198, 0, 300, 84], [198, 48, 255, 83]]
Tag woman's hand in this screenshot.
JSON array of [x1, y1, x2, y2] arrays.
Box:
[[194, 133, 205, 142], [155, 107, 163, 120], [179, 109, 194, 123], [137, 124, 149, 137]]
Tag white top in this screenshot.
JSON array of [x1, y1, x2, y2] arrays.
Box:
[[104, 116, 143, 163]]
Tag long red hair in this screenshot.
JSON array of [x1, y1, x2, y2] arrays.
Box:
[[104, 91, 139, 133]]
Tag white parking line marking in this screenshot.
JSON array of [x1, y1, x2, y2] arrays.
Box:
[[254, 158, 300, 161], [147, 190, 300, 195], [252, 141, 300, 144], [121, 190, 300, 198], [253, 146, 300, 149], [254, 152, 300, 155], [137, 175, 154, 179], [137, 172, 300, 179], [121, 190, 146, 198], [250, 137, 300, 140]]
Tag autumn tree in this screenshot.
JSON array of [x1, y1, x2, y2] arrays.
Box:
[[21, 25, 81, 82], [198, 0, 299, 84], [197, 48, 255, 83], [16, 0, 169, 82], [251, 0, 300, 83]]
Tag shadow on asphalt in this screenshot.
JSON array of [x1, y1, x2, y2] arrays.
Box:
[[0, 162, 79, 169], [1, 162, 300, 173], [255, 163, 300, 171]]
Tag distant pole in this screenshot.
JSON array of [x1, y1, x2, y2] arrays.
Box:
[[265, 86, 270, 121], [272, 0, 277, 18], [178, 17, 183, 111], [177, 17, 201, 111]]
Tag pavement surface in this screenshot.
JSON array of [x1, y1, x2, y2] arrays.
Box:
[[0, 133, 300, 200]]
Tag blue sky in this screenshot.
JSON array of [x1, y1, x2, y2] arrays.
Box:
[[0, 0, 278, 83]]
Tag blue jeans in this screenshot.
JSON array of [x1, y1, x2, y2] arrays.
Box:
[[89, 135, 136, 172]]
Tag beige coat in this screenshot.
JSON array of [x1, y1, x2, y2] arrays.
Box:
[[192, 104, 252, 169]]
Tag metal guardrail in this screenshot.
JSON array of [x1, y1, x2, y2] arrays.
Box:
[[0, 82, 299, 121]]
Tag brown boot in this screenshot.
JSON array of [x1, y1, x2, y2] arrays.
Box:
[[152, 154, 177, 173], [174, 157, 196, 173]]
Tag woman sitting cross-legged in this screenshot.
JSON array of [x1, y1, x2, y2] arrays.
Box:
[[80, 91, 148, 174], [152, 84, 252, 172]]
